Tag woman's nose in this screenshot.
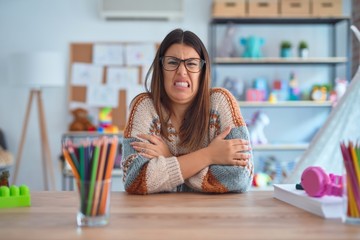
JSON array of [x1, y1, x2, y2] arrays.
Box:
[[177, 61, 187, 74]]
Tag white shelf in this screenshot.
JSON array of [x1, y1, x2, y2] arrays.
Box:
[[239, 101, 333, 108], [252, 143, 309, 151], [214, 57, 347, 65]]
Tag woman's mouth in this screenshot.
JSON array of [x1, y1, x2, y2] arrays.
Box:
[[174, 81, 190, 88]]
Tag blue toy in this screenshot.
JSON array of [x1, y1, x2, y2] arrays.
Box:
[[253, 77, 268, 100], [240, 36, 265, 58]]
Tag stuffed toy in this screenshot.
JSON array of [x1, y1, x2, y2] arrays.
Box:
[[69, 108, 96, 132], [0, 170, 10, 187]]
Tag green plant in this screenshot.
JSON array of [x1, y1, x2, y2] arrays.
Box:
[[280, 41, 292, 49], [298, 41, 308, 49]]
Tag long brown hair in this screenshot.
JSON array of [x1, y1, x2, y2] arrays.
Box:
[[145, 28, 211, 151]]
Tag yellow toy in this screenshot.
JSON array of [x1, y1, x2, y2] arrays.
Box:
[[98, 107, 119, 133]]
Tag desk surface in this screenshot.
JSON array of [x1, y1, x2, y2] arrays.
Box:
[[0, 191, 359, 240]]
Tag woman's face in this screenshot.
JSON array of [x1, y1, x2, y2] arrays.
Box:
[[162, 43, 201, 107]]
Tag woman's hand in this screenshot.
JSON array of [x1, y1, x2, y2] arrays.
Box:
[[206, 127, 251, 167], [130, 134, 172, 159]]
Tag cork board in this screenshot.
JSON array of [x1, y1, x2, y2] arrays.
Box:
[[68, 43, 130, 130]]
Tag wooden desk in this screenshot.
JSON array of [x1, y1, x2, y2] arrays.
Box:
[[0, 191, 359, 239]]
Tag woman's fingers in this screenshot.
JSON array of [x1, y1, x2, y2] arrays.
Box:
[[132, 145, 156, 158], [233, 159, 248, 167], [234, 152, 251, 160], [139, 152, 154, 159], [132, 144, 153, 154], [137, 134, 160, 145]]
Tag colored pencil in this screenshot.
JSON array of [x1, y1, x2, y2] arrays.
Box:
[[340, 141, 360, 218], [98, 137, 118, 214], [63, 136, 118, 217], [86, 140, 100, 216], [79, 144, 85, 213], [62, 148, 80, 180], [92, 137, 108, 216]]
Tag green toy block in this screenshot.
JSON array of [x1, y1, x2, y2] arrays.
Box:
[[0, 185, 31, 208]]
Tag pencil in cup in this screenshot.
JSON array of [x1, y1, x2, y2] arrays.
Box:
[[62, 136, 118, 217], [340, 141, 360, 221]]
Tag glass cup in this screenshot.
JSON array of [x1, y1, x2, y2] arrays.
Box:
[[342, 176, 360, 224], [76, 179, 112, 227]]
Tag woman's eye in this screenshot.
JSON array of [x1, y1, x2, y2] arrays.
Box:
[[168, 60, 179, 65], [187, 61, 198, 67]]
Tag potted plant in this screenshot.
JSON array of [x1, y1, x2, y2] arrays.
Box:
[[298, 40, 309, 58], [280, 41, 292, 58]]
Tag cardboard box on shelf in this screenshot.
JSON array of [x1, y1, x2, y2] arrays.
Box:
[[212, 0, 246, 18], [311, 0, 343, 17], [248, 0, 279, 17], [280, 0, 310, 17]]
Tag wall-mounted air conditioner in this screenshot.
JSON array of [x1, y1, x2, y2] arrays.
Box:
[[99, 0, 184, 21]]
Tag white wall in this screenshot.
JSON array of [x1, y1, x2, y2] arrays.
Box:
[[0, 0, 212, 190], [0, 0, 352, 191]]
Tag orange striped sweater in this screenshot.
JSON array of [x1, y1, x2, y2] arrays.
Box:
[[122, 88, 254, 194]]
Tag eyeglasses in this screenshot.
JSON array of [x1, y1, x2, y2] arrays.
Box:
[[161, 56, 205, 73]]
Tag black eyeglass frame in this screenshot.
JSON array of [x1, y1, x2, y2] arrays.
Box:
[[160, 56, 206, 73]]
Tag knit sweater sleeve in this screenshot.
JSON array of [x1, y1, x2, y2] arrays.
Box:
[[122, 93, 184, 194], [185, 88, 254, 193]]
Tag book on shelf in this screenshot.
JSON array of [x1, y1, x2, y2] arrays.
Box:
[[273, 184, 343, 219]]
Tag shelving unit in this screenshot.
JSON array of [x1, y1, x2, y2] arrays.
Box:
[[252, 143, 309, 151], [209, 17, 351, 184], [239, 100, 333, 108], [215, 57, 347, 64]]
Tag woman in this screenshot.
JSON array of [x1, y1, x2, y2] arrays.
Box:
[[122, 28, 253, 194]]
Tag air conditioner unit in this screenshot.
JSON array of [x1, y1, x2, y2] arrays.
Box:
[[99, 0, 184, 21]]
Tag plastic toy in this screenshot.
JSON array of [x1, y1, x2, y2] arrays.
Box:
[[272, 79, 289, 101], [217, 23, 238, 58], [240, 36, 265, 58], [253, 77, 268, 100], [301, 166, 342, 198], [268, 92, 277, 103], [0, 185, 31, 208], [246, 89, 265, 101], [334, 78, 347, 99], [222, 77, 244, 100], [330, 78, 348, 105], [99, 107, 112, 127], [288, 72, 301, 100], [252, 173, 272, 187], [98, 107, 119, 133], [310, 85, 328, 101], [248, 111, 270, 145]]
